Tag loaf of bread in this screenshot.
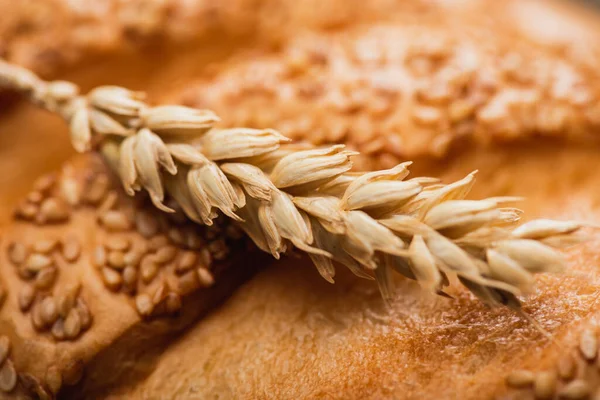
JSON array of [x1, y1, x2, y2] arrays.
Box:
[[0, 154, 264, 399], [1, 0, 600, 399]]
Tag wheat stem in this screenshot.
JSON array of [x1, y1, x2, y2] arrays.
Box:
[[0, 59, 589, 308]]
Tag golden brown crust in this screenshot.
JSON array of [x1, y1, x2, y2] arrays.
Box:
[[0, 154, 264, 399], [179, 0, 600, 165], [0, 0, 402, 76], [119, 142, 600, 400]]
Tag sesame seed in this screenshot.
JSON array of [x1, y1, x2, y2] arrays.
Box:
[[197, 268, 215, 287], [93, 245, 107, 267], [167, 228, 185, 246], [165, 292, 182, 314], [534, 371, 557, 400], [123, 249, 143, 267], [27, 191, 44, 204], [148, 235, 169, 252], [176, 251, 197, 274], [557, 355, 577, 381], [35, 265, 58, 289], [122, 265, 138, 286], [7, 242, 27, 265], [39, 297, 58, 325], [199, 248, 212, 268], [104, 236, 130, 251], [75, 299, 92, 330], [57, 284, 80, 318], [51, 319, 66, 341], [579, 328, 598, 361], [15, 202, 38, 220], [107, 251, 126, 269], [45, 365, 62, 395], [31, 302, 46, 331], [185, 231, 204, 250], [154, 245, 177, 264], [62, 238, 81, 262], [178, 271, 200, 295], [96, 191, 118, 215], [102, 267, 122, 291], [559, 380, 591, 399], [152, 283, 167, 306], [0, 336, 10, 365], [64, 309, 82, 339], [33, 239, 58, 254], [39, 198, 70, 223], [33, 174, 56, 194], [0, 359, 17, 392], [100, 210, 132, 232], [84, 174, 109, 205], [135, 293, 153, 317], [506, 370, 534, 388], [135, 211, 159, 238], [25, 253, 53, 272], [60, 176, 80, 206], [18, 285, 36, 312], [140, 257, 159, 283]]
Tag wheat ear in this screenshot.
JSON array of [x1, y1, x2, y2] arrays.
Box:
[[0, 59, 591, 308]]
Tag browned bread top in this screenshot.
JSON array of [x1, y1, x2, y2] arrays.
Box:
[[0, 154, 263, 399], [179, 0, 600, 167]]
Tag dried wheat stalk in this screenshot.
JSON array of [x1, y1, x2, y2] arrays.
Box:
[[0, 59, 591, 308]]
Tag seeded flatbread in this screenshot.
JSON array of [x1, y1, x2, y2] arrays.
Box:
[[0, 154, 264, 398]]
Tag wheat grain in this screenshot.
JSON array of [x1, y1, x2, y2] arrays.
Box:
[[0, 59, 591, 307]]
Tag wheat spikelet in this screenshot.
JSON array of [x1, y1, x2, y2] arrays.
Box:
[[0, 59, 592, 308]]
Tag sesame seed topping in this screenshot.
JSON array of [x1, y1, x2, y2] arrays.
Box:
[[104, 236, 130, 251], [0, 359, 17, 392], [107, 251, 126, 269], [7, 242, 27, 265], [506, 370, 535, 388], [18, 285, 36, 312], [39, 197, 70, 223], [135, 293, 153, 317], [84, 174, 109, 205], [135, 211, 159, 238], [148, 235, 169, 252], [15, 202, 38, 220], [25, 253, 53, 272], [102, 267, 123, 291], [34, 265, 58, 289], [39, 297, 58, 325], [75, 298, 92, 330], [100, 210, 132, 232], [579, 329, 598, 361], [558, 380, 591, 399], [534, 371, 557, 400], [154, 245, 177, 264], [33, 239, 59, 254], [62, 237, 81, 262], [93, 245, 107, 267], [64, 309, 82, 339], [178, 271, 200, 295], [33, 174, 57, 194], [558, 355, 577, 381], [197, 268, 215, 287], [51, 319, 66, 341], [140, 257, 159, 283], [176, 251, 197, 274]]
